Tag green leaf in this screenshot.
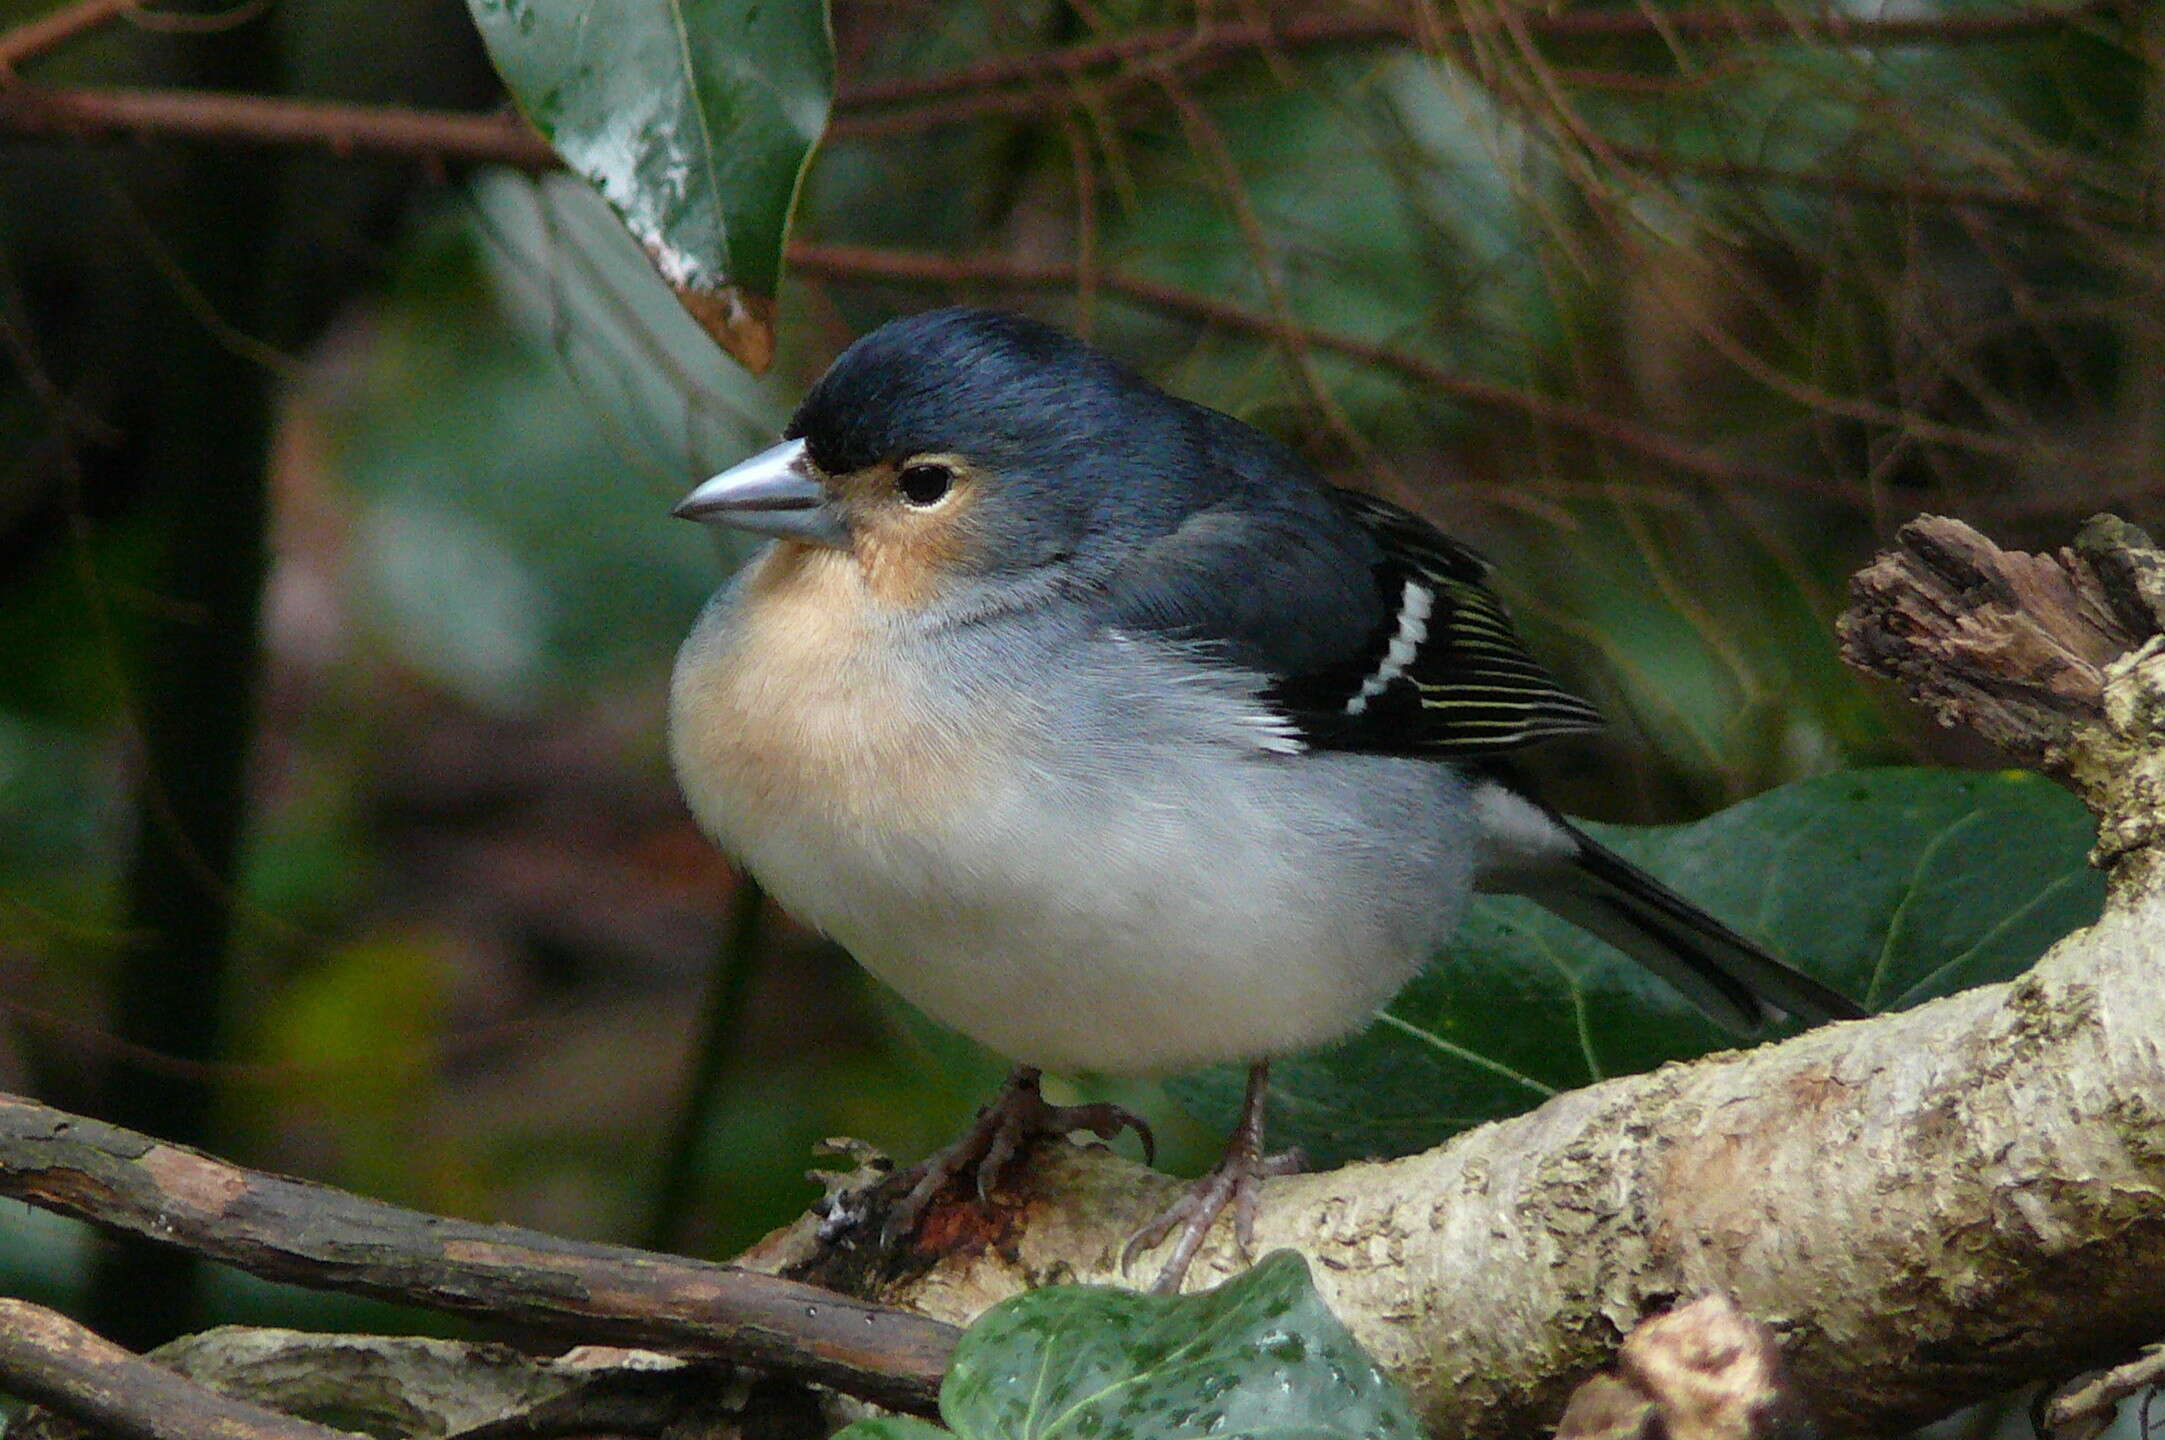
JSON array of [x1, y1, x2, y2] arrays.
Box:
[[1174, 768, 2104, 1169], [839, 1421, 953, 1440], [838, 1252, 1422, 1440], [466, 0, 834, 369]]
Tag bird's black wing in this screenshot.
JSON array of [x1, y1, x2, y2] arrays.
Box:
[[1099, 483, 1604, 758], [1279, 490, 1605, 757]]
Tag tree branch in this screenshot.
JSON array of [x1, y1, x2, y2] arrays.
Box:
[[1601, 142, 2136, 226], [0, 84, 558, 166], [0, 1093, 954, 1414], [0, 1298, 359, 1440], [1837, 514, 2165, 865], [0, 0, 131, 76], [836, 4, 2119, 110], [2045, 1343, 2165, 1440], [3, 1322, 803, 1440]]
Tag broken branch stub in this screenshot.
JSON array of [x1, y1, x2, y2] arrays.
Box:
[[1837, 514, 2165, 870]]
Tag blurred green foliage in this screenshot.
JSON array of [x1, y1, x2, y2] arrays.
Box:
[[0, 0, 2154, 1367]]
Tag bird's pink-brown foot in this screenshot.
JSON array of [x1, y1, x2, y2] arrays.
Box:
[[879, 1065, 1156, 1246], [1123, 1061, 1303, 1293]]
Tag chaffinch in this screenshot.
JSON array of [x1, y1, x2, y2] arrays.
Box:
[[668, 306, 1862, 1290]]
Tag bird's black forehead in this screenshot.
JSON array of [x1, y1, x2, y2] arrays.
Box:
[[786, 307, 1151, 474]]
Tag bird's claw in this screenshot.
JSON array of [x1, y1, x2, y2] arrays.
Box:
[[1124, 1145, 1304, 1293], [875, 1068, 1154, 1249]]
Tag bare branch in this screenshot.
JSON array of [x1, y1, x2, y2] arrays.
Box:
[[0, 0, 132, 77], [0, 84, 557, 167], [838, 4, 2119, 110], [1603, 143, 2138, 225], [2046, 1344, 2165, 1440], [0, 1298, 360, 1440], [5, 1327, 791, 1440], [1837, 515, 2165, 858], [0, 1093, 954, 1414]]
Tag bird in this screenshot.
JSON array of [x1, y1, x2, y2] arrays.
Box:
[[666, 305, 1864, 1292]]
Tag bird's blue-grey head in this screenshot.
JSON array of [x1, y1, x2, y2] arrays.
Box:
[[673, 308, 1219, 602]]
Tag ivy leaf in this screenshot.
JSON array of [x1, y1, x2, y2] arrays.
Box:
[[466, 0, 833, 371], [837, 1252, 1422, 1440], [1174, 768, 2105, 1168]]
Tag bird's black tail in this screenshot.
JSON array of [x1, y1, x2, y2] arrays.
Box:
[[1518, 827, 1866, 1034]]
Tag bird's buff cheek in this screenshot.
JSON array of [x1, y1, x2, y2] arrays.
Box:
[[846, 494, 983, 610]]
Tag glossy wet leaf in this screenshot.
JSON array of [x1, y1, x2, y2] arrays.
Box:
[[836, 1252, 1421, 1440], [466, 0, 833, 370], [1174, 768, 2105, 1168]]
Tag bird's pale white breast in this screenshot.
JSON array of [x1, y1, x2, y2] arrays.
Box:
[[672, 547, 1481, 1075]]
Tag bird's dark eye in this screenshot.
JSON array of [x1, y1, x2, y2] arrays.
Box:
[[897, 462, 955, 507]]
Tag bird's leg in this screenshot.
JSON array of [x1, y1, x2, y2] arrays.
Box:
[[876, 1065, 1156, 1247], [1123, 1061, 1303, 1294]]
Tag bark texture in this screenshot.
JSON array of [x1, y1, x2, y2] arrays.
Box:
[[1837, 513, 2165, 867], [2, 1320, 800, 1440], [1553, 1295, 1811, 1440], [0, 1300, 359, 1440], [0, 1094, 952, 1414]]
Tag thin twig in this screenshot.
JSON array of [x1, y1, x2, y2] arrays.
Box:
[[0, 1092, 956, 1414], [0, 0, 132, 77], [836, 3, 2117, 110], [1606, 142, 2136, 224], [0, 83, 557, 166], [0, 1299, 359, 1440], [0, 84, 2120, 217], [2046, 1345, 2165, 1440]]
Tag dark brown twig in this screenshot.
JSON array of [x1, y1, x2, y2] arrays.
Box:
[[837, 4, 2118, 110], [0, 0, 2124, 160], [0, 0, 133, 76], [0, 1092, 956, 1414], [0, 1298, 359, 1440], [0, 83, 557, 166], [1604, 143, 2137, 224]]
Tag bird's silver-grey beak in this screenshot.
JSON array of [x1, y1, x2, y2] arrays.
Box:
[[672, 438, 848, 547]]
